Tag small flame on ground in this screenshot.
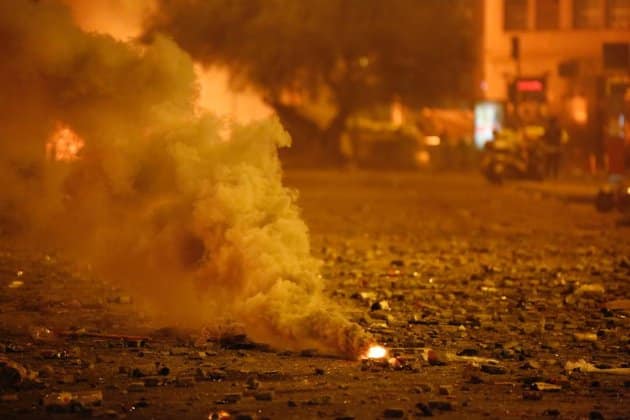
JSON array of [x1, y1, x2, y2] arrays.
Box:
[[363, 344, 388, 359], [208, 410, 231, 420], [46, 124, 84, 161]]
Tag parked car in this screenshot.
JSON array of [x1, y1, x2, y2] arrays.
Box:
[[595, 181, 630, 213]]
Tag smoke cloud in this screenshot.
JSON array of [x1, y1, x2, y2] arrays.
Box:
[[0, 0, 370, 357]]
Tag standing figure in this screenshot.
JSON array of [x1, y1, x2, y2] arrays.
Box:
[[543, 117, 562, 179]]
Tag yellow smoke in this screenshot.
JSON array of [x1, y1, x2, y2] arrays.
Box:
[[0, 0, 369, 357]]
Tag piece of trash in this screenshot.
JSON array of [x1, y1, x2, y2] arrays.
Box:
[[383, 407, 405, 418], [604, 299, 630, 311], [175, 376, 195, 387], [223, 393, 242, 403], [42, 390, 103, 412], [29, 326, 56, 342], [0, 356, 34, 388], [143, 377, 164, 387], [438, 385, 453, 395], [565, 359, 630, 376], [388, 357, 403, 369], [253, 391, 274, 401], [371, 300, 390, 311], [127, 382, 145, 392], [445, 352, 501, 365], [246, 378, 260, 390], [573, 284, 605, 296], [481, 364, 507, 375], [522, 391, 542, 400], [532, 382, 562, 391], [427, 401, 453, 411], [353, 291, 377, 302], [421, 348, 446, 366], [573, 332, 597, 342]]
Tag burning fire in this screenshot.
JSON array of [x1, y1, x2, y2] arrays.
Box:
[[362, 344, 388, 359], [46, 124, 84, 161]]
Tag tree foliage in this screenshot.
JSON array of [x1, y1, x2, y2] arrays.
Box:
[[146, 0, 474, 160]]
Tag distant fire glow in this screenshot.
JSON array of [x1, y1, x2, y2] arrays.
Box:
[[46, 124, 84, 161], [363, 344, 388, 359], [569, 95, 588, 125], [424, 135, 441, 146]]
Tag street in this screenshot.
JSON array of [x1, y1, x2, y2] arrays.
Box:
[[1, 171, 629, 419]]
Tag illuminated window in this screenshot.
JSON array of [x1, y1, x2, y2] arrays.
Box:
[[608, 0, 630, 28], [536, 0, 560, 29], [504, 0, 529, 31], [573, 0, 605, 28]]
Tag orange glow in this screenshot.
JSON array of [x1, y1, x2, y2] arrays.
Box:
[[362, 344, 388, 359], [64, 1, 271, 125], [424, 135, 441, 146], [209, 410, 231, 419], [391, 100, 404, 127], [61, 0, 156, 41], [194, 64, 272, 124], [46, 124, 84, 161], [415, 150, 431, 166], [569, 95, 588, 125]]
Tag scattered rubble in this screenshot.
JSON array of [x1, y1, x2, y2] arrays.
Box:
[[42, 390, 103, 413], [0, 173, 628, 418]]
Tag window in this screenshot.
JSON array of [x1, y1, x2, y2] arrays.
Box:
[[536, 0, 560, 29], [504, 0, 528, 31], [573, 0, 605, 28], [607, 0, 630, 28], [603, 43, 630, 69]]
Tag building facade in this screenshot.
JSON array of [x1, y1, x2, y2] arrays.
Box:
[[476, 0, 630, 171]]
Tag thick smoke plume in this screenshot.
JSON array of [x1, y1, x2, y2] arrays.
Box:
[[0, 0, 370, 357]]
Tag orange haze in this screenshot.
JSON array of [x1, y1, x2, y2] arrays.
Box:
[[62, 0, 271, 123]]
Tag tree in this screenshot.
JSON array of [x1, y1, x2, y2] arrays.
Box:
[[145, 0, 474, 164]]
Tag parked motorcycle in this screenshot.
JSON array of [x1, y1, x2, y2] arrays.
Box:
[[481, 132, 544, 183]]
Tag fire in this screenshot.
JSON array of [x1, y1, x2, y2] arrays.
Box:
[[64, 1, 271, 126], [363, 344, 388, 359], [194, 64, 272, 123], [208, 410, 231, 419], [46, 124, 84, 162]]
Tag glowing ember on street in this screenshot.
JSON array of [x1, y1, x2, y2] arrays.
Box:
[[363, 344, 388, 359], [208, 410, 230, 419], [46, 124, 84, 161]]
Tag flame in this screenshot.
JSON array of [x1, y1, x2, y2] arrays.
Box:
[[391, 99, 404, 127], [46, 124, 84, 161], [569, 95, 588, 125], [208, 410, 231, 419], [46, 125, 84, 161], [61, 0, 157, 41], [424, 135, 441, 146], [363, 344, 388, 359], [194, 64, 271, 124], [63, 1, 271, 125]]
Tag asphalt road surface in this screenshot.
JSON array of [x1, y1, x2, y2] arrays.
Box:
[[1, 171, 628, 419]]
